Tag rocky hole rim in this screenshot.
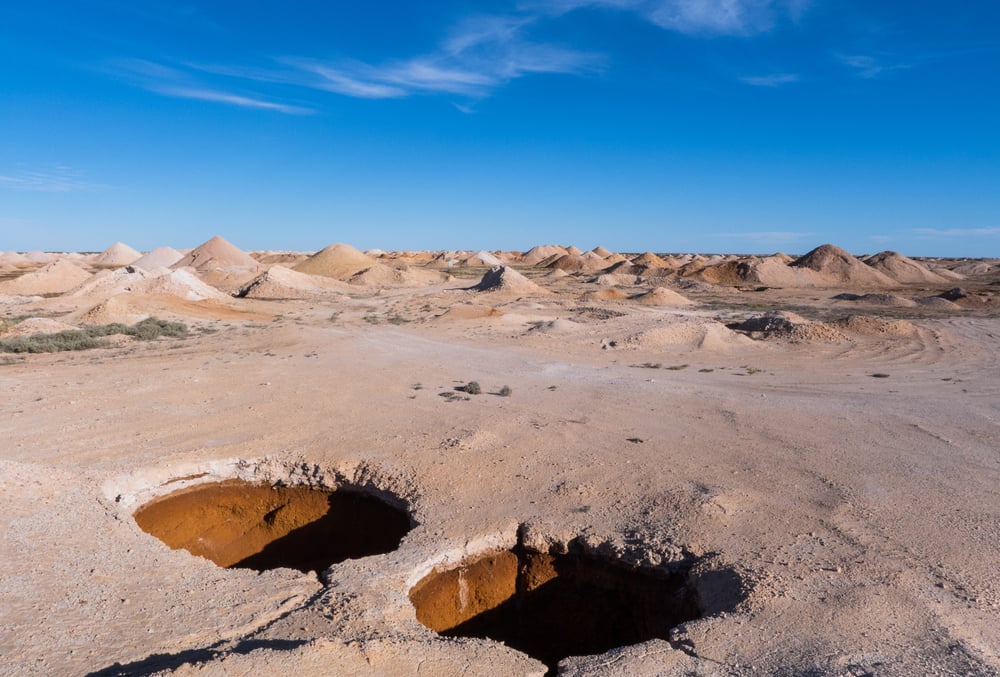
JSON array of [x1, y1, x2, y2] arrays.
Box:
[[133, 478, 412, 574], [408, 530, 742, 674]]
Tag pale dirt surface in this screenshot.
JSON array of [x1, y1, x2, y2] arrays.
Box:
[[0, 247, 999, 676]]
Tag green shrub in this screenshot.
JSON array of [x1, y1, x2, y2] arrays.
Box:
[[0, 317, 188, 353]]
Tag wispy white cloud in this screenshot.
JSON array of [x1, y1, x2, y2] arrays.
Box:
[[524, 0, 807, 36], [913, 227, 1000, 239], [279, 15, 601, 100], [836, 53, 910, 79], [740, 72, 798, 86], [116, 1, 801, 110], [152, 86, 313, 114], [0, 165, 104, 192], [648, 0, 779, 35], [114, 58, 314, 113]]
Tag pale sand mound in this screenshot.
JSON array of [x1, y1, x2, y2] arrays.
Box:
[[132, 269, 229, 301], [93, 242, 142, 267], [236, 265, 349, 299], [831, 293, 918, 308], [434, 305, 504, 321], [458, 251, 504, 267], [631, 252, 669, 268], [728, 312, 850, 343], [347, 263, 445, 288], [830, 315, 918, 336], [629, 287, 694, 306], [544, 268, 571, 279], [521, 244, 568, 265], [0, 259, 93, 295], [0, 317, 78, 338], [544, 253, 609, 274], [864, 251, 950, 284], [293, 243, 377, 279], [689, 256, 818, 287], [625, 320, 754, 351], [470, 266, 548, 294], [78, 293, 267, 325], [0, 251, 33, 268], [949, 260, 997, 276], [24, 251, 54, 264], [927, 266, 964, 281], [172, 235, 259, 271], [77, 295, 152, 325], [68, 266, 155, 298], [591, 246, 615, 258], [591, 273, 640, 287], [132, 247, 184, 270], [566, 245, 583, 256], [790, 244, 896, 287]]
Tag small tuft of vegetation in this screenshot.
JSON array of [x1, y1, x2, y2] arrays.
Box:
[[498, 385, 512, 397], [459, 381, 481, 395], [0, 317, 188, 354]]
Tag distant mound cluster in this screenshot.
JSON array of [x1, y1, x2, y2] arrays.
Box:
[[1, 237, 995, 337]]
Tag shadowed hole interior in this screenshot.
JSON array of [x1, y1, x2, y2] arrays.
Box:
[[133, 479, 411, 573], [409, 543, 709, 673]]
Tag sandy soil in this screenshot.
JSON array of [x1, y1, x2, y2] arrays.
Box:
[[0, 245, 998, 676]]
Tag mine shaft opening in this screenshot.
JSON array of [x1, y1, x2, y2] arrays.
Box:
[[133, 479, 411, 573], [409, 541, 719, 674]]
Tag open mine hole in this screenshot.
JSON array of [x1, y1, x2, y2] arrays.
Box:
[[409, 537, 739, 674], [133, 478, 412, 574]]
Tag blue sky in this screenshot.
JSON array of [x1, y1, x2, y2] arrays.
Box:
[[1, 1, 998, 256]]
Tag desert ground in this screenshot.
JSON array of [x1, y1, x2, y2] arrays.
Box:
[[0, 238, 998, 676]]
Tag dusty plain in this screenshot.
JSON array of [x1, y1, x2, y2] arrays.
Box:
[[0, 240, 998, 676]]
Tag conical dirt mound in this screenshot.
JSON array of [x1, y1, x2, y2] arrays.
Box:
[[172, 236, 259, 271], [236, 265, 348, 299], [791, 244, 895, 287], [94, 242, 142, 267], [864, 251, 949, 284], [0, 259, 93, 295], [132, 247, 183, 271], [292, 243, 376, 280], [470, 266, 548, 294]]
